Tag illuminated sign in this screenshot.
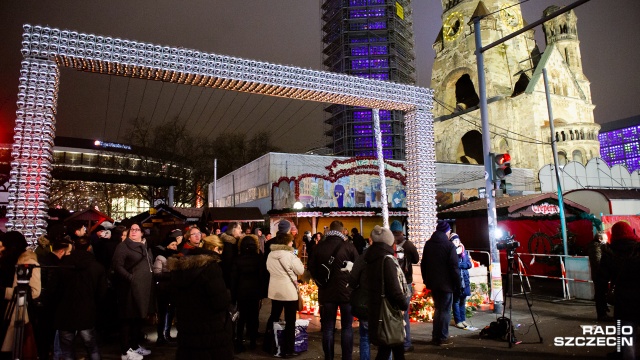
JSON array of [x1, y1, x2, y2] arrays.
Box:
[[531, 203, 560, 215], [94, 140, 132, 151]]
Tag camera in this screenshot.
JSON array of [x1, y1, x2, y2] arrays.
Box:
[[16, 264, 36, 284], [496, 233, 520, 251]]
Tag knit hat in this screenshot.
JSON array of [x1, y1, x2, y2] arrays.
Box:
[[436, 220, 451, 234], [611, 221, 639, 243], [277, 220, 291, 234], [449, 233, 460, 242], [370, 225, 394, 246], [390, 220, 403, 233], [169, 229, 183, 239], [93, 225, 105, 233]]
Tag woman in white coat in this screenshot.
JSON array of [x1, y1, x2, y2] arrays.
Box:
[[266, 233, 304, 358]]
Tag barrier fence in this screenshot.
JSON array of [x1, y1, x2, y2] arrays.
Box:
[[467, 250, 593, 301]]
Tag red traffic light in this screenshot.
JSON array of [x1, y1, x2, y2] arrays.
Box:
[[495, 153, 511, 165]]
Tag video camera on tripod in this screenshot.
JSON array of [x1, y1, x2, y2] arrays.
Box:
[[15, 263, 36, 284], [496, 231, 520, 253]]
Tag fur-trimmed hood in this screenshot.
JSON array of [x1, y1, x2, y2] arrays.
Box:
[[167, 252, 220, 272], [269, 244, 294, 253], [18, 249, 39, 265], [220, 232, 238, 245]]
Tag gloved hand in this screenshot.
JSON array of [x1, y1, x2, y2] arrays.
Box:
[[341, 261, 354, 272]]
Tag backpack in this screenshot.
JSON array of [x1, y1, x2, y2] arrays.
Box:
[[479, 317, 515, 342], [314, 241, 343, 288]]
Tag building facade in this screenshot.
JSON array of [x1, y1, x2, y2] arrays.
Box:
[[431, 0, 600, 180], [321, 0, 416, 159]]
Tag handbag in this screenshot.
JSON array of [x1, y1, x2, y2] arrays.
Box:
[[376, 255, 405, 346], [278, 259, 304, 311]]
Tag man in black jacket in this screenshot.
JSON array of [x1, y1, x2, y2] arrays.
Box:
[[309, 221, 359, 360], [54, 237, 107, 360], [420, 221, 460, 346]]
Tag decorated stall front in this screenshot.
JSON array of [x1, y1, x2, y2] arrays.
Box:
[[269, 157, 408, 236]]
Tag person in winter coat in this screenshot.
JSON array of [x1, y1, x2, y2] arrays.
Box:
[[420, 221, 460, 346], [168, 238, 233, 360], [308, 221, 359, 360], [232, 234, 266, 352], [348, 235, 373, 360], [587, 231, 612, 321], [54, 236, 107, 360], [602, 221, 640, 359], [153, 231, 180, 344], [1, 232, 41, 357], [389, 220, 419, 352], [363, 225, 409, 360], [450, 233, 472, 329], [111, 223, 154, 360], [266, 233, 305, 357], [220, 222, 243, 290]]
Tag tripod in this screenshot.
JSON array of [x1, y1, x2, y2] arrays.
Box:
[[503, 248, 543, 347], [3, 265, 35, 360]]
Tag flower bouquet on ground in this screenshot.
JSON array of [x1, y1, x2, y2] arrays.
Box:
[[298, 279, 319, 315], [409, 285, 435, 322]]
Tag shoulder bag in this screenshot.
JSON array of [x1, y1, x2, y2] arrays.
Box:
[[376, 255, 405, 346], [279, 259, 304, 311]]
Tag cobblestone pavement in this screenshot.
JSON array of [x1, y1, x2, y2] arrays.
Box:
[[88, 294, 618, 360]]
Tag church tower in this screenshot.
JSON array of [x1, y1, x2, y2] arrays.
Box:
[[431, 1, 599, 183]]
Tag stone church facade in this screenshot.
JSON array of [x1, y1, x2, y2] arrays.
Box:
[[431, 0, 600, 185]]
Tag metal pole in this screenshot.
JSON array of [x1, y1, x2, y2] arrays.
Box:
[[543, 69, 569, 256], [372, 108, 389, 228], [473, 16, 504, 311], [168, 186, 174, 207], [213, 158, 217, 207], [232, 174, 236, 207]]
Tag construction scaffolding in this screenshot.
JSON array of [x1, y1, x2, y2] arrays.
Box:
[[321, 0, 416, 160]]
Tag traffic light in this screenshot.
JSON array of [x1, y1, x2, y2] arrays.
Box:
[[491, 153, 512, 181]]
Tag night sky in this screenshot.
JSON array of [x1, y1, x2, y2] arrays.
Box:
[[0, 0, 638, 153]]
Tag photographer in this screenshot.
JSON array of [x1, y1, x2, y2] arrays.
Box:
[[450, 233, 472, 329], [1, 231, 41, 356]]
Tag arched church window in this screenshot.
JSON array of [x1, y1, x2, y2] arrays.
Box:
[[580, 129, 584, 140], [570, 130, 574, 140], [558, 151, 567, 166], [561, 131, 566, 141], [572, 150, 583, 164]]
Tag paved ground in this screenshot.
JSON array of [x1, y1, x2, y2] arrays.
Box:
[[91, 293, 618, 360]]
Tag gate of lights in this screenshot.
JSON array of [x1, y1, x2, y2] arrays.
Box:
[[10, 24, 437, 250]]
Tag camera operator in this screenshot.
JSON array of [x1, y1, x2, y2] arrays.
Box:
[[1, 231, 41, 356]]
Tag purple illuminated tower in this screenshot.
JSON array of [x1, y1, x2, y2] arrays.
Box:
[[598, 117, 640, 172], [322, 0, 416, 159]]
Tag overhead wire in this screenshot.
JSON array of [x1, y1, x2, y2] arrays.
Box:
[[161, 83, 180, 124], [134, 79, 149, 122], [190, 88, 218, 128], [198, 91, 228, 135], [266, 101, 308, 139], [272, 102, 325, 142], [242, 97, 291, 137], [148, 81, 165, 124], [220, 93, 252, 134], [183, 87, 206, 125], [231, 95, 267, 131], [248, 98, 295, 136], [174, 85, 195, 121], [102, 76, 112, 139], [116, 77, 132, 141], [209, 90, 241, 135]]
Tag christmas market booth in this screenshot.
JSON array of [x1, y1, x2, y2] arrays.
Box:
[[129, 204, 202, 239], [267, 157, 409, 237], [438, 193, 596, 284]]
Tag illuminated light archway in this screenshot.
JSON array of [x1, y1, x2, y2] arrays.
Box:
[[9, 24, 436, 250]]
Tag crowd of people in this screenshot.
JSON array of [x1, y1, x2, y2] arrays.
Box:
[[0, 218, 637, 360]]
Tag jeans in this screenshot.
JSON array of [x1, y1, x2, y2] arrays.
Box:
[[59, 328, 101, 360], [156, 290, 175, 337], [359, 321, 369, 360], [431, 290, 453, 342], [320, 302, 353, 360], [403, 287, 413, 349], [452, 294, 467, 324]]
